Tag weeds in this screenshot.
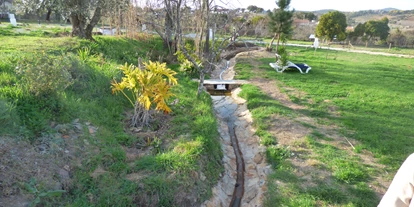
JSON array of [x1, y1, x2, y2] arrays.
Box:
[[0, 34, 222, 206], [24, 177, 65, 207]]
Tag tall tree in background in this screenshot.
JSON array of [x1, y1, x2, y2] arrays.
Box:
[[316, 11, 347, 43], [267, 0, 294, 52], [14, 0, 115, 40], [364, 17, 390, 44]]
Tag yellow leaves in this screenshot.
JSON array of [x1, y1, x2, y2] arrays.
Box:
[[111, 60, 178, 114]]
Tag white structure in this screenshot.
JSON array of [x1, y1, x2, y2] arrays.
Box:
[[313, 38, 319, 48], [99, 27, 116, 35], [8, 13, 16, 26], [309, 34, 315, 40]]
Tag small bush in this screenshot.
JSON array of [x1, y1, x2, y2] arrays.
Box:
[[175, 43, 201, 77], [17, 52, 73, 97], [277, 46, 289, 67]]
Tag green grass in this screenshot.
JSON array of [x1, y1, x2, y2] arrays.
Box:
[[235, 46, 414, 206], [0, 33, 222, 206], [267, 47, 414, 167], [285, 39, 414, 56]]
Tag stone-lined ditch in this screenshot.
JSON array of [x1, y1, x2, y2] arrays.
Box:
[[202, 51, 272, 207]]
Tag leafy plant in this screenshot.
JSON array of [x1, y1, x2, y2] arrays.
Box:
[[77, 47, 92, 62], [111, 61, 178, 127], [24, 177, 65, 207], [17, 52, 73, 97], [175, 43, 202, 76], [277, 46, 289, 67]]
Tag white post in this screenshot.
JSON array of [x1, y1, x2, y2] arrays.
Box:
[[313, 38, 319, 55], [8, 14, 17, 26]]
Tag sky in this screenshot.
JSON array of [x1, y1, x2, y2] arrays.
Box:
[[223, 0, 414, 11]]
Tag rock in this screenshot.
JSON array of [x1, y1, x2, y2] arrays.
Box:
[[247, 177, 259, 188], [73, 122, 83, 132], [254, 153, 263, 164], [58, 168, 70, 180], [88, 126, 98, 135], [244, 188, 258, 203], [55, 124, 68, 134], [37, 144, 47, 152], [200, 172, 206, 181]]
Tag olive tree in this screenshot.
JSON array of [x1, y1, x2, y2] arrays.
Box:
[[15, 0, 122, 40]]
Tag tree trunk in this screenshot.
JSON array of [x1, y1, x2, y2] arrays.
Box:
[[204, 28, 210, 58], [164, 1, 174, 49], [70, 2, 102, 40], [45, 8, 52, 22], [267, 33, 277, 51], [275, 33, 281, 54], [71, 14, 86, 38]]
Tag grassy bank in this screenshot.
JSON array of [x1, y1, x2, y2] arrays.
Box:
[[234, 47, 414, 206], [0, 30, 222, 206]]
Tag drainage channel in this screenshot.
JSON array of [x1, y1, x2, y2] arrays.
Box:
[[202, 54, 270, 207], [219, 60, 245, 207], [228, 121, 245, 207]]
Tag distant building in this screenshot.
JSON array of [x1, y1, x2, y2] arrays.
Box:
[[294, 19, 310, 26], [346, 26, 354, 32]]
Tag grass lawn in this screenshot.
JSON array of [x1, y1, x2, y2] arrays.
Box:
[[0, 27, 222, 206], [234, 46, 414, 206]]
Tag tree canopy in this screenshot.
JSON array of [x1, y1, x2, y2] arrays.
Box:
[[14, 0, 128, 40], [247, 5, 264, 13], [316, 11, 347, 42], [267, 0, 294, 52], [364, 17, 390, 41], [348, 17, 390, 45]]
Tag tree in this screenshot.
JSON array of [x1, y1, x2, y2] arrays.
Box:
[[67, 0, 105, 40], [364, 17, 390, 43], [247, 5, 258, 13], [348, 23, 365, 42], [304, 12, 316, 21], [267, 0, 294, 52], [315, 11, 347, 42], [15, 0, 117, 40], [387, 28, 406, 47]]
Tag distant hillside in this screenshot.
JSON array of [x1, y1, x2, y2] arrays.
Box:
[[306, 8, 414, 29], [313, 9, 337, 15], [345, 9, 414, 28], [382, 8, 399, 12]]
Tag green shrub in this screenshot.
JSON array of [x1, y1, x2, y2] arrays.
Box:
[[277, 46, 289, 67], [175, 42, 201, 76], [14, 53, 75, 136], [17, 52, 73, 97]]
